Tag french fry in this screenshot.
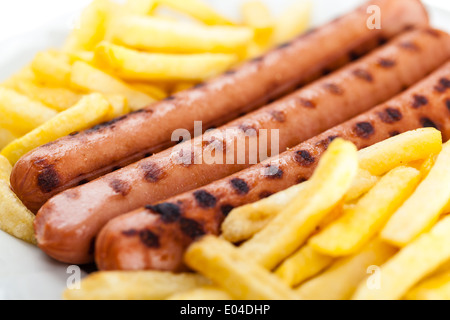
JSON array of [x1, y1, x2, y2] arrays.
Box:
[[1, 94, 112, 165], [309, 167, 421, 257], [31, 51, 72, 87], [0, 128, 18, 151], [105, 94, 129, 117], [63, 0, 117, 52], [156, 0, 233, 26], [275, 245, 335, 288], [239, 139, 358, 270], [71, 61, 155, 111], [0, 87, 57, 135], [358, 128, 442, 176], [405, 270, 450, 300], [2, 65, 36, 88], [0, 154, 12, 182], [354, 216, 450, 300], [128, 82, 168, 100], [273, 0, 312, 45], [171, 82, 197, 94], [124, 0, 157, 15], [241, 1, 273, 47], [0, 154, 36, 244], [111, 16, 253, 54], [167, 286, 233, 300], [95, 42, 238, 81], [381, 140, 450, 247], [408, 154, 437, 177], [345, 168, 380, 202], [297, 239, 397, 300], [185, 236, 299, 300], [10, 81, 82, 112], [66, 51, 96, 65], [63, 271, 210, 300]]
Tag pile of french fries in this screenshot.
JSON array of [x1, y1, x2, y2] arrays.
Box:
[[0, 0, 312, 242], [65, 128, 450, 300]]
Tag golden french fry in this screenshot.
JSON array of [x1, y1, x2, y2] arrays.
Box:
[[297, 239, 397, 300], [124, 0, 157, 15], [105, 94, 129, 117], [167, 286, 233, 300], [0, 87, 57, 135], [239, 139, 358, 270], [358, 128, 442, 176], [95, 42, 238, 81], [10, 81, 82, 112], [63, 0, 117, 52], [0, 154, 12, 182], [185, 236, 299, 300], [381, 141, 450, 247], [346, 169, 380, 202], [71, 61, 155, 111], [241, 1, 273, 46], [405, 271, 450, 300], [1, 94, 112, 165], [310, 167, 421, 257], [2, 65, 36, 88], [157, 0, 233, 25], [0, 128, 18, 151], [275, 245, 334, 288], [0, 155, 36, 243], [31, 51, 72, 87], [171, 82, 197, 94], [64, 271, 210, 300], [111, 16, 253, 54], [354, 216, 450, 300], [273, 0, 312, 45], [66, 51, 96, 65], [408, 154, 437, 177], [128, 82, 168, 100]]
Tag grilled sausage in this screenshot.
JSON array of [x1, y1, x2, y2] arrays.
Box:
[[94, 61, 450, 271], [11, 0, 429, 212], [33, 29, 450, 265]]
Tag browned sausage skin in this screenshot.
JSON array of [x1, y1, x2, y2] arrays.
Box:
[[95, 62, 450, 271], [11, 0, 429, 212], [33, 29, 450, 265]]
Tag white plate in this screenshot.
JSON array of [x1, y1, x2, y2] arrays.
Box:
[[0, 0, 449, 300]]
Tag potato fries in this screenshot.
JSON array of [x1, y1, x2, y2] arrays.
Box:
[[111, 16, 253, 54], [185, 236, 299, 300], [31, 51, 72, 87], [241, 1, 273, 46], [124, 0, 157, 15], [157, 0, 233, 25], [354, 216, 450, 300], [273, 0, 312, 45], [275, 245, 334, 287], [0, 154, 36, 244], [1, 94, 112, 165], [167, 286, 233, 300], [0, 128, 17, 151], [381, 140, 450, 247], [64, 271, 210, 300], [0, 87, 57, 135], [309, 167, 421, 257], [95, 42, 238, 81], [297, 239, 397, 300], [239, 139, 358, 270], [406, 271, 450, 300], [71, 61, 155, 111], [358, 128, 442, 176]]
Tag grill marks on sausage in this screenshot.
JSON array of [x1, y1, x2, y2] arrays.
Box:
[[298, 97, 317, 108], [316, 135, 340, 150], [259, 191, 274, 199], [399, 41, 420, 51], [424, 28, 441, 38], [389, 131, 401, 137], [230, 178, 250, 195], [194, 190, 217, 208], [412, 95, 429, 109], [294, 150, 316, 167], [435, 78, 450, 93], [323, 83, 344, 95], [220, 205, 235, 217], [141, 162, 165, 183], [378, 58, 396, 68], [109, 179, 131, 196], [239, 124, 258, 136], [179, 218, 206, 239], [139, 229, 160, 248], [352, 69, 374, 82], [164, 96, 176, 101], [378, 107, 403, 124], [36, 162, 60, 193], [264, 165, 284, 179], [87, 115, 128, 133], [354, 122, 375, 139], [122, 229, 138, 237], [146, 203, 182, 223], [421, 117, 438, 129], [271, 110, 286, 122], [446, 99, 450, 113]]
